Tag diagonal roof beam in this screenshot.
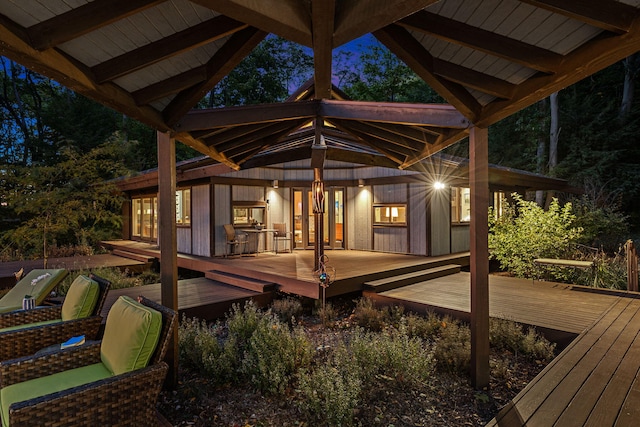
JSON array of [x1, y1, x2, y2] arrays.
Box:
[[336, 120, 425, 152], [365, 121, 440, 143], [174, 132, 240, 170], [27, 0, 164, 51], [519, 0, 638, 34], [176, 100, 318, 131], [398, 10, 563, 74], [92, 16, 247, 83], [432, 59, 517, 100], [202, 122, 276, 146], [311, 0, 335, 99], [163, 27, 267, 127], [214, 120, 305, 154], [132, 67, 208, 106], [400, 129, 469, 169], [0, 15, 169, 131], [191, 0, 312, 46], [333, 0, 438, 47], [477, 15, 640, 127], [229, 119, 308, 162], [374, 25, 482, 122], [330, 119, 416, 161]]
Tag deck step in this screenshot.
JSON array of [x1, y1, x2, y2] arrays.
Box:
[[364, 264, 461, 293], [206, 270, 276, 293], [112, 249, 154, 263]]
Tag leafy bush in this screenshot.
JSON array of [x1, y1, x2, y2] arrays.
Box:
[[432, 317, 471, 374], [353, 297, 388, 331], [572, 195, 629, 253], [57, 266, 159, 295], [489, 318, 555, 362], [271, 296, 304, 325], [489, 194, 583, 278], [178, 316, 234, 383]]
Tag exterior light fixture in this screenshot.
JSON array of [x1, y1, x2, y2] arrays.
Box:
[[312, 180, 325, 213], [358, 179, 365, 188], [273, 179, 279, 188], [434, 181, 446, 190]]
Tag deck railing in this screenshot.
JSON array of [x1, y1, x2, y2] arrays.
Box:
[[626, 240, 639, 292]]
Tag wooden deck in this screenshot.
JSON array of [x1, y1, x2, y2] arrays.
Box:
[[367, 272, 621, 340], [101, 277, 273, 322], [487, 296, 640, 427]]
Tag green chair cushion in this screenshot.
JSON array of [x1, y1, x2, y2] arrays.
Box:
[[0, 319, 60, 334], [0, 269, 68, 314], [0, 362, 112, 427], [100, 296, 162, 376], [61, 275, 100, 321]]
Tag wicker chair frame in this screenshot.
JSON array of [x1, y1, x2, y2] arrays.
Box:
[[0, 296, 176, 427], [0, 274, 111, 362]]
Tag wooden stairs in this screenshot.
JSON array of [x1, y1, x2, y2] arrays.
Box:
[[363, 264, 461, 294]]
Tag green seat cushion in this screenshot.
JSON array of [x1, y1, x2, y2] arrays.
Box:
[[0, 319, 60, 334], [100, 296, 162, 375], [61, 275, 100, 321], [1, 362, 112, 427], [0, 269, 68, 313]]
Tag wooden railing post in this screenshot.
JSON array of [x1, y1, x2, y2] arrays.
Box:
[[627, 240, 638, 292]]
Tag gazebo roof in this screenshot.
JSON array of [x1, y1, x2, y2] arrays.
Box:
[[1, 0, 639, 151]]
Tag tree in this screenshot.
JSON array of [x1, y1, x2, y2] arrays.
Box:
[[1, 136, 129, 259]]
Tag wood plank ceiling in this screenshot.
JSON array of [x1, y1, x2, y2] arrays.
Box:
[[1, 0, 640, 170]]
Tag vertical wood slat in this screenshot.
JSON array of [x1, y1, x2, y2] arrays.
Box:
[[469, 126, 490, 390], [626, 240, 638, 292]]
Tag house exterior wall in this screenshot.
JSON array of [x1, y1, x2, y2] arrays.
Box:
[[409, 183, 428, 256], [191, 184, 210, 256], [373, 184, 408, 254], [347, 186, 372, 251], [431, 189, 451, 256], [213, 184, 231, 257], [452, 225, 470, 253]]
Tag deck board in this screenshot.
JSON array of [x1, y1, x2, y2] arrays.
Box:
[[487, 298, 640, 427]]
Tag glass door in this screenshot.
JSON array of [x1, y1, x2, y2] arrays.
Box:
[[293, 188, 344, 249]]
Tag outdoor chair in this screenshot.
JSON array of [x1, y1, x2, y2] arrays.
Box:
[[224, 224, 248, 257], [0, 269, 68, 314], [272, 223, 292, 253], [0, 295, 176, 427], [0, 273, 111, 362]]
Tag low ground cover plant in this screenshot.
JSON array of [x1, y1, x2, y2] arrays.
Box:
[[172, 297, 556, 426]]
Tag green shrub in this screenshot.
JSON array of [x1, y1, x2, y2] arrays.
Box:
[[241, 317, 313, 395], [489, 194, 582, 278], [572, 195, 629, 254], [271, 296, 304, 325], [353, 297, 387, 331], [433, 317, 471, 374], [316, 301, 338, 328], [404, 311, 446, 341], [57, 266, 159, 295], [489, 318, 555, 362], [297, 364, 361, 427]]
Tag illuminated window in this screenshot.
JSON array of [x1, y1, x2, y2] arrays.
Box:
[[451, 187, 471, 223], [373, 204, 407, 225], [233, 203, 266, 226], [176, 188, 191, 226], [493, 191, 506, 219]]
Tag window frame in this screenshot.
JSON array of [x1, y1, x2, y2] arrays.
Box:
[[232, 201, 267, 227], [373, 203, 407, 226], [175, 188, 191, 227]]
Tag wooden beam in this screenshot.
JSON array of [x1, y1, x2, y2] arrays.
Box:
[[336, 120, 425, 152], [234, 120, 307, 165], [311, 0, 335, 99], [163, 27, 267, 126], [176, 100, 318, 131], [215, 119, 307, 155], [365, 122, 440, 143], [191, 0, 312, 46], [400, 128, 469, 169], [174, 132, 241, 170], [132, 67, 208, 106], [241, 146, 312, 169], [27, 0, 164, 50], [398, 11, 563, 74], [333, 0, 438, 47], [469, 126, 490, 390], [156, 130, 178, 388], [330, 119, 406, 165], [92, 16, 247, 83], [203, 122, 276, 146], [476, 16, 640, 127], [310, 121, 328, 169], [0, 17, 170, 132], [325, 147, 400, 169], [433, 59, 516, 100], [374, 25, 482, 122], [519, 0, 638, 34], [319, 98, 470, 128]]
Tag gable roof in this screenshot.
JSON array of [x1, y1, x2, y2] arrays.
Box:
[[1, 0, 639, 145]]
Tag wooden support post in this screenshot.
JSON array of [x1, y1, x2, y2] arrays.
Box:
[[157, 130, 178, 388], [469, 126, 490, 389], [313, 167, 324, 271]]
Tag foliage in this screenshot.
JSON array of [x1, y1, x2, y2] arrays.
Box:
[[489, 318, 556, 362], [571, 194, 629, 253], [353, 296, 387, 331], [57, 267, 159, 295], [271, 296, 304, 326], [489, 194, 583, 278], [0, 137, 128, 258], [206, 35, 313, 107]]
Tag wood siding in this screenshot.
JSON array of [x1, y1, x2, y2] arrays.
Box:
[[452, 225, 470, 253], [347, 186, 372, 251], [431, 189, 451, 256], [177, 227, 191, 254], [213, 184, 231, 257], [191, 185, 210, 256], [373, 184, 408, 253], [409, 183, 428, 256]]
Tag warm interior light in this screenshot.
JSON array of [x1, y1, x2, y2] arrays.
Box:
[[391, 207, 399, 218], [434, 181, 446, 190], [385, 207, 390, 218]]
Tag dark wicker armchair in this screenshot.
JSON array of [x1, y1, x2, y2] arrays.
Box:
[[0, 296, 176, 427], [0, 273, 111, 362]]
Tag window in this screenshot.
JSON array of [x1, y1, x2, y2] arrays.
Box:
[[176, 188, 191, 226], [451, 187, 470, 223], [493, 191, 506, 219], [131, 196, 157, 239], [233, 203, 266, 226], [373, 204, 407, 225]]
